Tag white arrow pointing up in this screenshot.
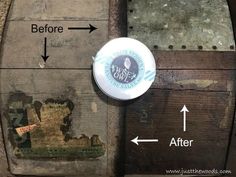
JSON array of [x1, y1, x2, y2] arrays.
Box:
[[180, 105, 189, 132], [131, 136, 159, 146]]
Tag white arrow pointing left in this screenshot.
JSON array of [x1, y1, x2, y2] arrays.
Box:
[[131, 136, 159, 146]]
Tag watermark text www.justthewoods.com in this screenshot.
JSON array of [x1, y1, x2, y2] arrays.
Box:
[[166, 168, 232, 175]]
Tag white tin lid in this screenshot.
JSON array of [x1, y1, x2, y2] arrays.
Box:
[[93, 38, 156, 100]]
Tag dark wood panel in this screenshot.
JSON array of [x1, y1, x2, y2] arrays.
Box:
[[125, 89, 235, 175], [227, 119, 236, 176], [155, 51, 236, 70], [153, 70, 236, 92]]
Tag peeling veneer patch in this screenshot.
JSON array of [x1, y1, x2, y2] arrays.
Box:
[[7, 92, 105, 159], [176, 79, 218, 88]]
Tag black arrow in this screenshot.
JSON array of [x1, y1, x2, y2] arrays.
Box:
[[41, 37, 49, 62], [68, 24, 97, 33]]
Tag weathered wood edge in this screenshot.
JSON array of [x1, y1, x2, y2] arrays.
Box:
[[0, 0, 13, 176]]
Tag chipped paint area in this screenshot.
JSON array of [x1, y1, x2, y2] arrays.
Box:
[[176, 79, 218, 88], [7, 92, 105, 159]]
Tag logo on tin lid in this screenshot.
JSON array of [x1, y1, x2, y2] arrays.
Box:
[[104, 51, 145, 89], [111, 55, 138, 84]]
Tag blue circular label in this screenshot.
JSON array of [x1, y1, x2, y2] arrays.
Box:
[[104, 50, 145, 89]]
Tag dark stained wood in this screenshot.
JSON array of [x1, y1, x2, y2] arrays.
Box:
[[125, 89, 235, 175], [155, 51, 236, 70], [125, 2, 236, 175], [152, 70, 236, 92], [109, 0, 127, 39], [227, 119, 236, 176]]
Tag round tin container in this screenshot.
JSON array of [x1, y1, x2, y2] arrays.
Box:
[[93, 38, 156, 100]]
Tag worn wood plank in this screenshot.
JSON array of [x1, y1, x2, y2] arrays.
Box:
[[9, 0, 109, 21], [155, 51, 236, 70], [1, 69, 235, 94], [152, 70, 236, 92], [107, 99, 126, 177], [0, 0, 112, 175], [125, 89, 235, 175], [1, 20, 108, 68], [0, 70, 100, 94], [109, 0, 127, 39]]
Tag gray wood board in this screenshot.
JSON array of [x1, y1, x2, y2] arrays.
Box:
[[9, 0, 109, 21], [1, 20, 108, 68], [128, 0, 235, 51], [0, 0, 112, 175]]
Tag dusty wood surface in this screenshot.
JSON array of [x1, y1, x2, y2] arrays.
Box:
[[128, 0, 235, 51], [9, 0, 108, 21], [0, 0, 112, 176], [1, 21, 108, 68]]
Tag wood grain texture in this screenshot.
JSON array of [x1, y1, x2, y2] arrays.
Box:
[[125, 89, 235, 175], [1, 20, 108, 68], [227, 119, 236, 176], [107, 98, 126, 176], [155, 51, 236, 70], [9, 0, 109, 21], [152, 70, 236, 92], [109, 0, 127, 39]]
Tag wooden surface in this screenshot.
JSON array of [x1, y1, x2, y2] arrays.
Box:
[[1, 21, 108, 68], [0, 0, 236, 177], [0, 0, 13, 177], [0, 0, 111, 176], [9, 0, 108, 21], [154, 51, 236, 69], [125, 89, 235, 175], [126, 1, 236, 175], [227, 118, 236, 176]]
